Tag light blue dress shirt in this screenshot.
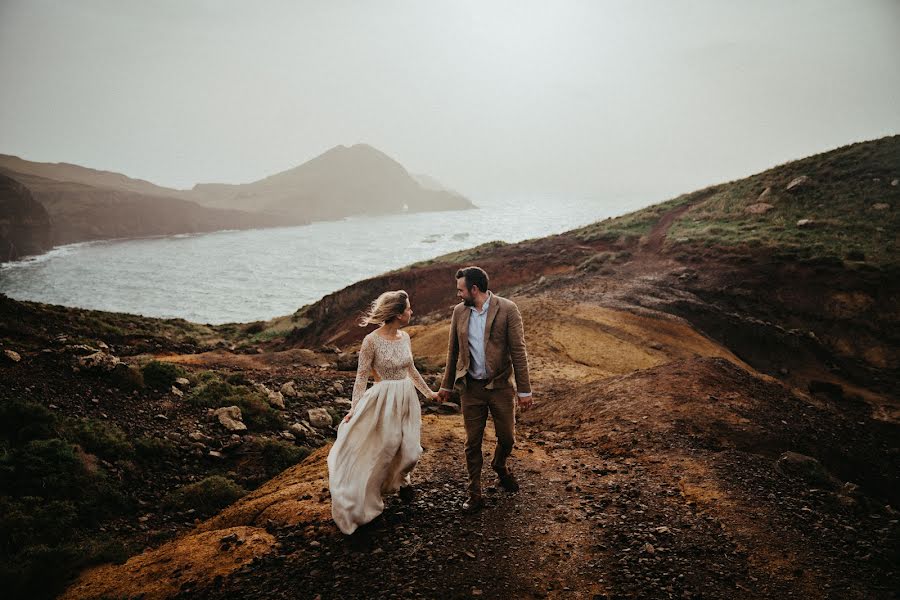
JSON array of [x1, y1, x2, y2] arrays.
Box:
[[466, 292, 491, 380]]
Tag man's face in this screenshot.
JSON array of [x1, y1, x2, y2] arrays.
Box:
[[456, 277, 476, 306]]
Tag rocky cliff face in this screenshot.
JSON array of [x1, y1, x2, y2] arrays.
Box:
[[0, 173, 52, 262]]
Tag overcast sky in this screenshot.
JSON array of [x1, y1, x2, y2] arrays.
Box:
[[1, 0, 898, 202]]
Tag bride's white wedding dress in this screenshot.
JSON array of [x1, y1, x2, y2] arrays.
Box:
[[327, 329, 431, 535]]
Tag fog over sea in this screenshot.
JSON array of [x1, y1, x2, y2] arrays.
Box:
[[0, 195, 649, 324]]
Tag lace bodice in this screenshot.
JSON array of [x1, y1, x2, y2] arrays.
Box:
[[351, 330, 433, 408]]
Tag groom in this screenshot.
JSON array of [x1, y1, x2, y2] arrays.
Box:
[[437, 266, 533, 514]]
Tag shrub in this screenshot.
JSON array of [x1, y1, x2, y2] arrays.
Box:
[[187, 377, 284, 430], [141, 360, 186, 390], [161, 475, 247, 514], [110, 363, 145, 390], [0, 398, 57, 444], [61, 418, 134, 461], [245, 438, 311, 479], [134, 435, 178, 462]]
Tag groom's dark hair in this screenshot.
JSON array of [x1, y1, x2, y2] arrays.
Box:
[[456, 266, 489, 293]]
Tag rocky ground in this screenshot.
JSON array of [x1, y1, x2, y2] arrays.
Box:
[[3, 176, 898, 599]]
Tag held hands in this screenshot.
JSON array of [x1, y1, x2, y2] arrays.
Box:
[[436, 389, 451, 403]]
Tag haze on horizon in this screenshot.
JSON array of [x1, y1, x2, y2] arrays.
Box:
[[1, 0, 898, 203]]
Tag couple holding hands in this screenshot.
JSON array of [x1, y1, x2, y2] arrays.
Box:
[[327, 266, 534, 534]]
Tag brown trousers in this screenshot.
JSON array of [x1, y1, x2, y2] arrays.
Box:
[[461, 375, 517, 496]]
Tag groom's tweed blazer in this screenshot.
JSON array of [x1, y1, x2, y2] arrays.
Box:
[[440, 293, 532, 395]]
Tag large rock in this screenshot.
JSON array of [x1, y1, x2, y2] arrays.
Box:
[[774, 451, 840, 488], [77, 351, 121, 372], [255, 383, 286, 409], [214, 406, 248, 432], [307, 408, 333, 429], [785, 175, 811, 192], [745, 202, 774, 215], [280, 381, 300, 398]]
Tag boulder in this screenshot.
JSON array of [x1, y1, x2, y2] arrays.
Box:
[[774, 451, 840, 488], [175, 377, 191, 388], [757, 187, 773, 202], [745, 202, 774, 215], [307, 408, 333, 429], [267, 390, 285, 409], [77, 351, 121, 372], [785, 175, 810, 192], [255, 383, 286, 409], [214, 406, 248, 432], [280, 381, 300, 398]]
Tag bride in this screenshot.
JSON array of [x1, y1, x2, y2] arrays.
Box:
[[327, 290, 439, 535]]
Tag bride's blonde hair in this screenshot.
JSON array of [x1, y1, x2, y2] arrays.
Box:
[[359, 290, 409, 327]]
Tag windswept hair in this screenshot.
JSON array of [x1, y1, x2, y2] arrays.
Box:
[[358, 290, 409, 327]]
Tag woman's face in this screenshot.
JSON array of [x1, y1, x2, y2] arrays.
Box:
[[398, 299, 413, 325]]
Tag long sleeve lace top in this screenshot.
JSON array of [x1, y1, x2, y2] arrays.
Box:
[[351, 330, 433, 409]]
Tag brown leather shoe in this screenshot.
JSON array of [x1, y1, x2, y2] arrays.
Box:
[[498, 471, 520, 492], [461, 494, 484, 514]]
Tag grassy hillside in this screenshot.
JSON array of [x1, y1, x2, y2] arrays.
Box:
[[575, 136, 900, 265]]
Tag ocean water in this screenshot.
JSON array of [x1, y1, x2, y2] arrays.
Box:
[[0, 195, 649, 324]]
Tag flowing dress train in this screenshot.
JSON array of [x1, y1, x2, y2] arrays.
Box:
[[327, 330, 431, 535]]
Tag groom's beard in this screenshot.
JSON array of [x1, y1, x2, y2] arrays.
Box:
[[462, 297, 475, 307]]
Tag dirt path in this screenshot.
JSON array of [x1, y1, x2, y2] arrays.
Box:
[[640, 196, 704, 255]]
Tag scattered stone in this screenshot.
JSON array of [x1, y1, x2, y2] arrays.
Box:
[[281, 381, 300, 398], [333, 381, 344, 394], [208, 450, 225, 459], [786, 175, 810, 191], [745, 202, 774, 215], [154, 414, 168, 421], [174, 377, 191, 388], [289, 422, 315, 437], [77, 351, 121, 372], [189, 431, 214, 444], [308, 408, 333, 429], [214, 406, 248, 432], [170, 385, 184, 398], [871, 203, 889, 211], [796, 218, 815, 228], [256, 384, 286, 409], [891, 178, 898, 187], [4, 349, 21, 362]]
